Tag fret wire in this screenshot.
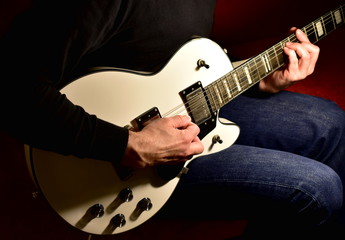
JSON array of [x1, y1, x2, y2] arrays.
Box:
[[252, 58, 261, 83], [235, 68, 246, 90], [205, 82, 227, 110], [243, 5, 344, 81], [214, 80, 224, 108], [250, 59, 260, 83], [331, 10, 337, 29], [212, 81, 221, 109], [221, 76, 232, 101], [324, 12, 335, 32], [212, 82, 221, 110], [207, 82, 217, 111], [216, 77, 228, 107], [321, 16, 326, 35], [235, 68, 248, 90], [212, 82, 222, 110], [213, 75, 240, 102], [188, 4, 345, 116], [224, 74, 233, 98], [239, 66, 251, 87], [223, 81, 232, 104], [227, 73, 238, 96], [162, 5, 345, 120], [268, 48, 278, 70], [223, 74, 232, 98], [217, 77, 227, 105]]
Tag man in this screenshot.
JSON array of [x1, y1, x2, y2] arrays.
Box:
[[1, 0, 344, 238]]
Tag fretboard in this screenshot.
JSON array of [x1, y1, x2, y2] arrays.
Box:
[[205, 3, 345, 112]]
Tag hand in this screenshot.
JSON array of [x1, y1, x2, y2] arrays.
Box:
[[259, 27, 320, 93], [121, 115, 204, 168]]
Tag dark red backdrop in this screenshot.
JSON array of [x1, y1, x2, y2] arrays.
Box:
[[1, 0, 344, 239], [211, 0, 345, 111]]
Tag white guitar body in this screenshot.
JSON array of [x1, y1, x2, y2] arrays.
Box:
[[24, 4, 345, 234], [25, 38, 240, 235]]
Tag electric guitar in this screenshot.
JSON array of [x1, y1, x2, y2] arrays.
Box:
[[25, 4, 344, 235]]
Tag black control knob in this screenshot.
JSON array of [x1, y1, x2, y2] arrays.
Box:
[[111, 214, 126, 228], [76, 203, 105, 229], [89, 203, 105, 218], [138, 198, 153, 211], [119, 188, 133, 202], [130, 198, 153, 221]]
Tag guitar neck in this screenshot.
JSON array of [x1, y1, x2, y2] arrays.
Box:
[[206, 3, 345, 112]]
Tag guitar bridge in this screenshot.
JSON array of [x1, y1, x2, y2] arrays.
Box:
[[130, 107, 161, 131]]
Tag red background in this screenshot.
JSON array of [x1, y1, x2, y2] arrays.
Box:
[[1, 0, 344, 239]]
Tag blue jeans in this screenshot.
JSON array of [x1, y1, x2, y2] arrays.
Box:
[[159, 91, 345, 238]]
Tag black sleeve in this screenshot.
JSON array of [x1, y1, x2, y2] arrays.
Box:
[[0, 0, 129, 162]]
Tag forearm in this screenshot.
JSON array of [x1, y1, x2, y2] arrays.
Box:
[[1, 79, 128, 163]]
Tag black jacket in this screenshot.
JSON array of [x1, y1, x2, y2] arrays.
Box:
[[0, 0, 216, 162]]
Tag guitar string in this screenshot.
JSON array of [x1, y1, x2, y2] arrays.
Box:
[[163, 10, 342, 118], [207, 12, 340, 101], [217, 12, 344, 106], [194, 12, 342, 112], [180, 13, 336, 116], [162, 8, 343, 119], [197, 16, 340, 114]]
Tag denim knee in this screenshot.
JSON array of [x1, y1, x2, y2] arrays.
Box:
[[309, 99, 345, 176], [297, 163, 343, 226]]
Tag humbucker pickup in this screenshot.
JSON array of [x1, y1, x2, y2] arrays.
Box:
[[179, 81, 217, 139]]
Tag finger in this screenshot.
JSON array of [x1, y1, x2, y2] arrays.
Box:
[[163, 140, 204, 164], [189, 139, 204, 155], [283, 46, 299, 75], [170, 115, 201, 137], [288, 26, 298, 34], [295, 28, 311, 43], [180, 137, 204, 159], [285, 40, 319, 75], [178, 129, 203, 158], [182, 121, 200, 139], [299, 43, 320, 74], [192, 135, 201, 143], [170, 115, 192, 129], [285, 42, 311, 73]]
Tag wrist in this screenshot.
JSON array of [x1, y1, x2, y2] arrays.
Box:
[[120, 131, 148, 168]]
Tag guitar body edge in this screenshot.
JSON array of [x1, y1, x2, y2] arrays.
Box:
[[25, 38, 240, 235]]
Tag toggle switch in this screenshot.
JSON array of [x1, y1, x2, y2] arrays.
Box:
[[197, 59, 210, 69]]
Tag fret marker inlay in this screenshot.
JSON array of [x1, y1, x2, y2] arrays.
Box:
[[223, 79, 231, 98], [315, 21, 324, 36], [334, 10, 342, 24], [214, 86, 223, 105], [244, 66, 252, 84], [205, 4, 344, 116], [262, 54, 271, 73], [232, 73, 241, 91]]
